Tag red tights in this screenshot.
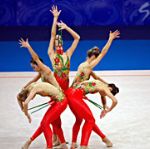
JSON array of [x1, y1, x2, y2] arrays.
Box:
[[52, 74, 69, 137], [54, 73, 69, 91], [66, 88, 105, 146], [72, 117, 106, 143], [30, 98, 67, 148]]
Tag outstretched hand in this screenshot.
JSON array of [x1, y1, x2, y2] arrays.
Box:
[[57, 20, 67, 30], [19, 38, 30, 48], [26, 113, 32, 123], [23, 103, 32, 123], [109, 30, 120, 40], [50, 5, 61, 17], [100, 109, 108, 119]]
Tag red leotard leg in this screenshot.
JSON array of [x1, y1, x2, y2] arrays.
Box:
[[66, 88, 95, 146], [30, 98, 67, 148]]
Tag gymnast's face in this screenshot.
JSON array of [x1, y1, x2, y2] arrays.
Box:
[[30, 63, 40, 72], [55, 35, 62, 47]]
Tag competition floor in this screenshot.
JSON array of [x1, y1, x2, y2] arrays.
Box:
[[0, 70, 150, 149]]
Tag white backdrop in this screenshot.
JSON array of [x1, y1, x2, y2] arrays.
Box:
[[0, 71, 150, 149]]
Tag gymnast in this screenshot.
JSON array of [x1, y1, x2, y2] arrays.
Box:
[[48, 5, 80, 145], [18, 39, 68, 149], [17, 82, 68, 149], [67, 79, 119, 149], [66, 30, 120, 149]]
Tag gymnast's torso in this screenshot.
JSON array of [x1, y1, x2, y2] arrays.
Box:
[[75, 80, 109, 96], [72, 61, 92, 87], [40, 70, 60, 90], [52, 51, 70, 79], [27, 82, 64, 102]]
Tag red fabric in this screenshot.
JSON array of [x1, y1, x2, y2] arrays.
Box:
[[54, 73, 69, 91], [93, 123, 105, 139], [66, 88, 95, 146], [31, 98, 67, 148], [51, 117, 65, 143], [52, 73, 69, 138], [66, 88, 105, 146]]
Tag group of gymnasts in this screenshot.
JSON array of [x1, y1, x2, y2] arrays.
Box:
[[17, 5, 120, 149]]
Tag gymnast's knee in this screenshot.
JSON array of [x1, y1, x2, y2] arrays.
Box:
[[40, 120, 50, 130], [86, 117, 95, 125]]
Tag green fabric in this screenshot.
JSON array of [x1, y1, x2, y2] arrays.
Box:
[[31, 104, 49, 114], [88, 99, 103, 110], [28, 101, 49, 110]]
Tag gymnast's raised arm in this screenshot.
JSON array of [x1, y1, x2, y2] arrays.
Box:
[[57, 21, 80, 58], [48, 5, 61, 61], [90, 30, 120, 69], [19, 38, 51, 74]]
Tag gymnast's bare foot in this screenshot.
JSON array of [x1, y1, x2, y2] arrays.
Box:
[[102, 137, 113, 147], [22, 139, 32, 149], [70, 142, 78, 149], [53, 134, 61, 147], [59, 143, 68, 149]]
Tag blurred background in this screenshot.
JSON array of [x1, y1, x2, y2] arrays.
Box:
[[0, 1, 150, 149], [0, 0, 150, 71]]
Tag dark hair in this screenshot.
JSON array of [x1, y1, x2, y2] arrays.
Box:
[[87, 46, 101, 58], [30, 58, 43, 65], [18, 89, 29, 102], [108, 83, 119, 96], [17, 89, 29, 110]]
